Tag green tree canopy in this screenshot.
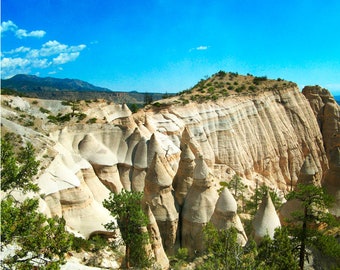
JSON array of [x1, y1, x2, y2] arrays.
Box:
[[285, 183, 339, 269], [1, 135, 72, 269], [103, 190, 150, 268]]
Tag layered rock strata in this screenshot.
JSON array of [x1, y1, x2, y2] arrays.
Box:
[[302, 86, 340, 216]]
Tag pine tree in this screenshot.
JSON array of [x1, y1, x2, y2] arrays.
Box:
[[285, 183, 339, 269], [256, 227, 299, 270], [197, 223, 256, 270], [103, 190, 150, 268]]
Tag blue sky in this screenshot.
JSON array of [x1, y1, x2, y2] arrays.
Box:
[[1, 0, 340, 95]]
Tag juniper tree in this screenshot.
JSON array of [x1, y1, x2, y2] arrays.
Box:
[[103, 190, 150, 268], [1, 134, 72, 269]]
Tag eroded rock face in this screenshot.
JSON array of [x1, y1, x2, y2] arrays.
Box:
[[302, 86, 339, 157], [182, 156, 219, 257], [322, 147, 340, 216], [1, 85, 334, 254], [145, 204, 170, 269], [303, 86, 340, 216], [173, 144, 196, 207], [297, 154, 321, 185], [143, 153, 179, 255]]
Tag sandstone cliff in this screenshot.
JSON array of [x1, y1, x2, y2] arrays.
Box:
[[302, 86, 340, 216], [1, 74, 337, 261]]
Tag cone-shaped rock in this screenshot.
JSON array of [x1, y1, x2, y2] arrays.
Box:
[[298, 154, 320, 185], [144, 153, 178, 255], [173, 144, 195, 206], [147, 133, 166, 167], [123, 128, 141, 166], [252, 192, 281, 244], [180, 127, 202, 158], [145, 204, 170, 269], [210, 188, 247, 245], [182, 155, 218, 257], [133, 137, 148, 169]]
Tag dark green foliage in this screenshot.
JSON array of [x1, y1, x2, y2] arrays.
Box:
[[216, 70, 227, 78], [1, 136, 72, 269], [86, 117, 97, 124], [285, 184, 339, 269], [245, 183, 282, 215], [170, 248, 189, 269], [39, 107, 51, 113], [235, 85, 246, 93], [256, 227, 299, 270], [208, 86, 215, 93], [220, 174, 245, 200], [128, 103, 140, 113], [253, 76, 268, 85], [1, 133, 40, 193], [103, 190, 150, 268], [197, 223, 256, 270], [229, 72, 239, 80], [71, 235, 109, 253], [248, 85, 257, 92]]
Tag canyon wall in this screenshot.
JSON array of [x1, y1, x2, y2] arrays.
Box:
[[1, 84, 336, 257]]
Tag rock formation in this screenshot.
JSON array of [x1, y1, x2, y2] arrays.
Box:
[[145, 204, 170, 269], [252, 192, 281, 244], [1, 76, 339, 263], [322, 147, 340, 216], [297, 154, 321, 185], [173, 144, 196, 207], [302, 86, 340, 216], [143, 153, 179, 255], [210, 187, 248, 246], [279, 154, 321, 223], [181, 155, 219, 257]]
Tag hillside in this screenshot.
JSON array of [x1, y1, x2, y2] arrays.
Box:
[[1, 74, 170, 104], [1, 71, 339, 269]]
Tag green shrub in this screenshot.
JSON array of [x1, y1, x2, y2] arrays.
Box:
[[87, 118, 97, 124], [253, 76, 267, 85], [39, 107, 50, 114]]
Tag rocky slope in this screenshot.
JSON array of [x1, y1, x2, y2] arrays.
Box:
[[1, 73, 338, 266]]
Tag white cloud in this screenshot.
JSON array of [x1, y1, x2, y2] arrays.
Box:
[[189, 45, 210, 52], [0, 20, 17, 33], [196, 45, 209, 50], [53, 52, 80, 64], [1, 37, 86, 78], [1, 20, 45, 38], [16, 29, 46, 39], [5, 46, 31, 54]]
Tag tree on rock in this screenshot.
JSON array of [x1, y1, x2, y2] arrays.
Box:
[[1, 134, 72, 269], [103, 190, 150, 268], [285, 183, 339, 269]]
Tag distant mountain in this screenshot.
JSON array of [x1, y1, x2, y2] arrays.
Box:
[[1, 74, 112, 92], [1, 74, 173, 103]]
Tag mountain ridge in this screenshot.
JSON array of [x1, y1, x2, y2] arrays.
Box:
[[1, 74, 170, 103], [1, 74, 112, 92]]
